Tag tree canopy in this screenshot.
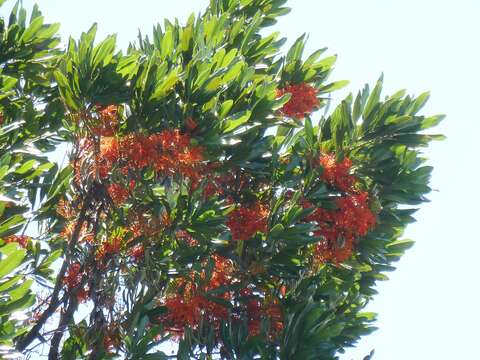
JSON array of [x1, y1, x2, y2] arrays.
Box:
[[0, 0, 443, 359]]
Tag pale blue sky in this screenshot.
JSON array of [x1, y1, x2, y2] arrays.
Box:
[[3, 1, 479, 359]]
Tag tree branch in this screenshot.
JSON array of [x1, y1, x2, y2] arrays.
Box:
[[16, 188, 93, 353], [48, 293, 78, 360]]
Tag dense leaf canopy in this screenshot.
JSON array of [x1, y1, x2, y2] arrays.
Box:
[[0, 0, 443, 359]]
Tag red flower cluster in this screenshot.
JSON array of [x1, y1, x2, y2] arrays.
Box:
[[92, 105, 119, 137], [162, 255, 234, 336], [98, 130, 204, 180], [107, 183, 130, 206], [227, 202, 269, 241], [162, 257, 284, 340], [98, 136, 120, 178], [64, 263, 83, 289], [319, 153, 356, 192], [61, 262, 90, 302], [176, 230, 199, 246], [304, 192, 376, 263], [97, 235, 123, 259], [303, 154, 377, 263], [242, 288, 284, 338], [4, 235, 30, 248], [277, 83, 319, 119], [129, 244, 144, 262]]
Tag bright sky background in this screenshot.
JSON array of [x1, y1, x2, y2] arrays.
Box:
[[2, 1, 479, 359]]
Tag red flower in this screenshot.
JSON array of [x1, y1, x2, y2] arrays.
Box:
[[277, 83, 319, 119], [64, 263, 83, 289], [120, 134, 155, 169], [203, 180, 219, 199], [227, 202, 269, 241], [266, 304, 284, 335], [176, 230, 198, 246], [240, 289, 283, 338], [4, 235, 30, 248], [335, 192, 377, 237], [104, 236, 123, 254], [129, 244, 144, 262], [107, 183, 130, 206], [162, 255, 234, 337], [99, 137, 120, 178], [92, 105, 119, 136], [246, 297, 262, 336], [319, 153, 356, 192], [149, 130, 204, 178], [303, 191, 376, 263], [103, 328, 120, 353], [302, 152, 377, 264]]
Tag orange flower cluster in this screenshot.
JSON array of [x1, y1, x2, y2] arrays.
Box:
[[98, 136, 120, 178], [128, 244, 144, 262], [319, 153, 356, 192], [162, 258, 284, 340], [91, 105, 119, 137], [162, 255, 234, 336], [304, 193, 376, 263], [277, 83, 319, 119], [242, 288, 284, 338], [175, 230, 199, 246], [226, 202, 269, 241], [3, 235, 30, 248], [107, 183, 130, 206], [98, 130, 204, 180], [64, 263, 89, 301], [303, 154, 376, 263], [97, 235, 123, 259], [128, 211, 171, 239], [64, 263, 83, 289]]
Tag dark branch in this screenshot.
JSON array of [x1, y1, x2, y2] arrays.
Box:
[[16, 188, 93, 353]]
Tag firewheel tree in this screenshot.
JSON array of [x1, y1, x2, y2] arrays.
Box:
[[0, 0, 443, 359]]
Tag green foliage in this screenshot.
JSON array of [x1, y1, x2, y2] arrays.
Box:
[[0, 0, 443, 359], [0, 2, 64, 357]]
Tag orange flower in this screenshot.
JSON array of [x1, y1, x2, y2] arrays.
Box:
[[277, 83, 319, 119], [102, 236, 123, 255], [303, 192, 376, 264], [129, 244, 144, 262], [107, 183, 130, 206], [99, 137, 120, 178], [59, 220, 93, 244], [92, 105, 119, 136], [3, 235, 30, 248], [64, 263, 83, 289], [227, 202, 269, 241], [319, 153, 356, 192], [162, 255, 234, 337]]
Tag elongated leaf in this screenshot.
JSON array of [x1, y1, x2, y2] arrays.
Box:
[[0, 249, 25, 279]]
